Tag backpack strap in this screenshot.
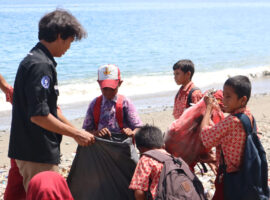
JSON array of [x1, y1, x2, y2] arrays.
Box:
[[220, 113, 255, 171], [143, 149, 172, 163], [115, 94, 124, 129], [93, 95, 103, 130], [143, 150, 196, 181], [93, 95, 124, 130], [174, 89, 180, 104], [187, 87, 200, 106], [234, 113, 256, 136]]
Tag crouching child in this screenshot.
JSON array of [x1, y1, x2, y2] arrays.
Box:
[[129, 125, 207, 200]]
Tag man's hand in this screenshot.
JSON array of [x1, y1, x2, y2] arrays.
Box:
[[74, 130, 95, 146], [122, 128, 134, 137]]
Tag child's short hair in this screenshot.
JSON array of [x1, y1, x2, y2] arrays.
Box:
[[224, 75, 251, 102], [173, 59, 195, 79], [135, 125, 164, 149]]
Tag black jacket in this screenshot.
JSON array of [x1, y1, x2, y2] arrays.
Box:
[[8, 42, 62, 164]]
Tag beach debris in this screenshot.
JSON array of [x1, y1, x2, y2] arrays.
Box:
[[0, 114, 270, 198], [249, 73, 257, 78], [263, 71, 270, 77]]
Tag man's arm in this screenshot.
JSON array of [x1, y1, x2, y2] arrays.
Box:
[[57, 106, 75, 128], [31, 114, 95, 146]]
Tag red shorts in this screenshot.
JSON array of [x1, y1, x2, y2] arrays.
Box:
[[4, 159, 26, 200]]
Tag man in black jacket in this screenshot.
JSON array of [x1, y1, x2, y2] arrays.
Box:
[[8, 9, 95, 192]]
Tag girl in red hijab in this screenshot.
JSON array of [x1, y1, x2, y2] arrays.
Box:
[[26, 171, 73, 200]]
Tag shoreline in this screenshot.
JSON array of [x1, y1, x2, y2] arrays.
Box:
[[0, 76, 269, 131]]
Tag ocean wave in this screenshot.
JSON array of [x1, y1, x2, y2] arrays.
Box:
[[0, 65, 269, 112]]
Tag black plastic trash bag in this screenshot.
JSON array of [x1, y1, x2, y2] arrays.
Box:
[[67, 135, 138, 200]]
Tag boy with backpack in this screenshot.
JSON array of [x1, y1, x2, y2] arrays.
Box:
[[200, 75, 269, 200], [83, 64, 142, 140], [172, 59, 208, 172], [129, 124, 207, 200], [173, 59, 202, 119]]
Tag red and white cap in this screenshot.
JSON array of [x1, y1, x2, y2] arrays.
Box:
[[98, 64, 121, 89]]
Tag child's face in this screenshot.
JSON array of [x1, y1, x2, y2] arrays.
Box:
[[101, 87, 119, 100], [173, 69, 189, 85], [223, 85, 246, 113]]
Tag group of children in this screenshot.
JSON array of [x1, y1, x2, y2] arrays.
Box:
[[0, 58, 265, 200], [81, 60, 259, 200]]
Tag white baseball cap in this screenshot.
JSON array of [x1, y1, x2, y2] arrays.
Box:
[[98, 64, 121, 89]]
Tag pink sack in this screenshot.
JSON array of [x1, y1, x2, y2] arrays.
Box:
[[165, 99, 206, 165], [165, 93, 224, 165]]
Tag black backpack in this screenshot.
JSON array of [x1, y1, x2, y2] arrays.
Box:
[[143, 150, 207, 200], [187, 87, 200, 106], [175, 87, 200, 107], [221, 113, 270, 200]]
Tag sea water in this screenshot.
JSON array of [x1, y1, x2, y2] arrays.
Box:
[[0, 0, 270, 129]]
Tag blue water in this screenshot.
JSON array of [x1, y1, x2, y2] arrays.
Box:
[[1, 0, 270, 84], [0, 0, 270, 129]]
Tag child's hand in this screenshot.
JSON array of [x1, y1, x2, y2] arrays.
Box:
[[199, 150, 217, 174], [204, 96, 221, 112], [203, 96, 215, 107], [122, 128, 134, 137], [97, 128, 111, 138], [207, 163, 217, 175]]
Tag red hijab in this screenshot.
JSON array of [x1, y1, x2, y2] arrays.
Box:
[[26, 171, 73, 200]]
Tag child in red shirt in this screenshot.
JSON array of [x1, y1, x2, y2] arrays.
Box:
[[173, 59, 202, 119], [200, 75, 254, 200], [172, 60, 204, 171], [129, 125, 168, 200], [130, 125, 204, 200]]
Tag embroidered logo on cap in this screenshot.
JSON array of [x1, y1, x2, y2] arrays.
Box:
[[41, 76, 50, 89], [98, 64, 120, 81], [103, 67, 111, 76]]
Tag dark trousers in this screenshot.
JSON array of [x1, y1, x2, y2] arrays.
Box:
[[212, 168, 224, 200]]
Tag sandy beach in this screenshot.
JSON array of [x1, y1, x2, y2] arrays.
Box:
[[0, 93, 270, 198]]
